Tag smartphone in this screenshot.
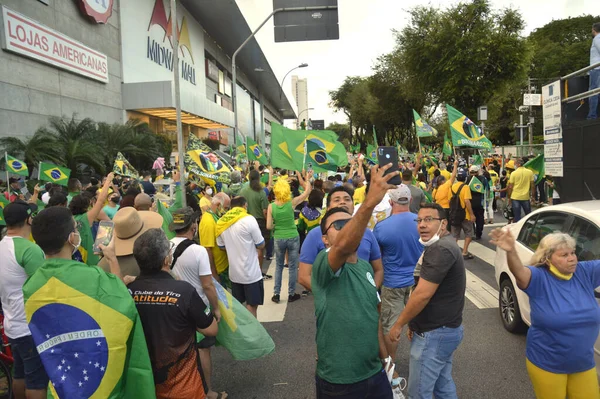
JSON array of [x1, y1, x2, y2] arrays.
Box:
[[93, 221, 114, 253], [377, 146, 402, 185]]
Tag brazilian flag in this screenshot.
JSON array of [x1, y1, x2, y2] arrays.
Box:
[[366, 144, 378, 164], [446, 105, 493, 150], [524, 154, 545, 183], [443, 135, 453, 156], [39, 162, 71, 186], [0, 195, 8, 226], [23, 258, 156, 398], [236, 132, 246, 154], [5, 154, 29, 176], [469, 176, 486, 194], [413, 110, 437, 137], [246, 137, 268, 165], [113, 152, 139, 178], [270, 122, 296, 170], [296, 132, 348, 173]]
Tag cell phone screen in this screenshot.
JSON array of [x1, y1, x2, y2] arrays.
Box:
[[377, 147, 402, 185], [93, 221, 114, 254]]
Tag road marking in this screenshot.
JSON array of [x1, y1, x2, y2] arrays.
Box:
[[458, 240, 497, 266], [465, 269, 498, 309], [257, 261, 288, 323]]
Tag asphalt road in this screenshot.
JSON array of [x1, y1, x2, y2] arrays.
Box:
[[212, 214, 536, 399]]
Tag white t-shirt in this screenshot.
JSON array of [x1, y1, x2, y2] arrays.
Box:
[[0, 236, 46, 339], [217, 215, 264, 284], [353, 194, 392, 230], [170, 237, 212, 306]]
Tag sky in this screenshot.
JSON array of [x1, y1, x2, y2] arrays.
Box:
[[236, 0, 592, 127]]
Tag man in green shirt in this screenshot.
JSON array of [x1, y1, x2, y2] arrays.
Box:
[[312, 163, 398, 398]]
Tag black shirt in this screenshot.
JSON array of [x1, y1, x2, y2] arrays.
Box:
[[410, 235, 466, 333], [141, 180, 156, 195], [129, 271, 214, 398]]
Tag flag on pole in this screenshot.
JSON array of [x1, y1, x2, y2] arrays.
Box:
[[246, 137, 268, 165], [472, 154, 484, 166], [5, 154, 29, 176], [185, 134, 233, 186], [350, 143, 360, 154], [366, 144, 378, 164], [468, 176, 486, 194], [443, 134, 453, 156], [413, 110, 438, 137], [236, 132, 246, 154], [113, 152, 139, 178], [446, 105, 493, 150], [372, 126, 378, 147], [524, 154, 545, 183], [270, 123, 299, 170], [38, 162, 71, 186]]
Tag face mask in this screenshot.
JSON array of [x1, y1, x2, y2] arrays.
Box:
[[548, 261, 573, 280], [419, 221, 444, 247], [70, 232, 81, 255], [206, 188, 213, 196]]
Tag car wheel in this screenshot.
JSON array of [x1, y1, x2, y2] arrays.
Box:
[[499, 278, 527, 333]]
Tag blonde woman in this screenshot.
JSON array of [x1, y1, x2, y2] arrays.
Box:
[[267, 172, 312, 304], [490, 229, 600, 399]]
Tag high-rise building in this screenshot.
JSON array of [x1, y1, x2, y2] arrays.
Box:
[[292, 75, 309, 129]]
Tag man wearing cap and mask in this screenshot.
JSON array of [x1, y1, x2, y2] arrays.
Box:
[[388, 203, 465, 399], [0, 200, 49, 399], [5, 177, 23, 202], [374, 185, 423, 369], [170, 207, 224, 399], [98, 207, 163, 276]]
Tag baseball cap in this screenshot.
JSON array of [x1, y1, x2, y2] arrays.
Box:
[[469, 165, 480, 173], [388, 184, 412, 205], [169, 207, 201, 232], [457, 168, 468, 180], [3, 200, 38, 226]]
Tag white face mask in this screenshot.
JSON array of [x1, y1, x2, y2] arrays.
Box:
[[419, 221, 444, 247], [206, 188, 213, 196], [70, 232, 82, 255]]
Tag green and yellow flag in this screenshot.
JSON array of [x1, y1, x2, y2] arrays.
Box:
[[113, 152, 139, 178], [236, 132, 246, 154], [443, 134, 453, 156], [23, 258, 156, 398], [5, 154, 29, 176], [38, 162, 71, 186], [0, 195, 8, 226], [469, 176, 486, 194], [446, 105, 493, 150], [472, 154, 484, 166], [524, 154, 545, 183], [246, 137, 268, 165], [270, 122, 297, 170], [413, 110, 437, 137], [185, 134, 232, 186]]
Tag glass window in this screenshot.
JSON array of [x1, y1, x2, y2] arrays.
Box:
[[517, 215, 538, 244], [524, 212, 570, 251], [569, 217, 600, 261]]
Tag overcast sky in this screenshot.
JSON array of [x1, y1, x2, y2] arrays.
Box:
[[236, 0, 592, 126]]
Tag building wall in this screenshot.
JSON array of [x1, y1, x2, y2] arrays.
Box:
[[292, 75, 308, 128], [0, 0, 123, 140]]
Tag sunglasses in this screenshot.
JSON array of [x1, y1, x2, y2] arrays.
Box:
[[324, 218, 351, 234]]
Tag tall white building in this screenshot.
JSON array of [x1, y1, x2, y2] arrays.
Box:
[[292, 76, 309, 129]]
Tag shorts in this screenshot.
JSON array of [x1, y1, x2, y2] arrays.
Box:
[[257, 218, 271, 243], [451, 220, 474, 239], [8, 334, 49, 389], [231, 279, 264, 306], [380, 286, 412, 335]]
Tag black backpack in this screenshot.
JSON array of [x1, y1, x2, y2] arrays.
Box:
[[449, 183, 467, 226]]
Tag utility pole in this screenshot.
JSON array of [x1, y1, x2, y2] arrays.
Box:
[[528, 77, 533, 148], [170, 0, 186, 206]]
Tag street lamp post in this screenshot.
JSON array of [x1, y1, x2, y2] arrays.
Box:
[[280, 63, 308, 102], [297, 107, 314, 129]]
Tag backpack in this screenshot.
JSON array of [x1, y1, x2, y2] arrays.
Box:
[[170, 239, 196, 270], [449, 183, 467, 226]]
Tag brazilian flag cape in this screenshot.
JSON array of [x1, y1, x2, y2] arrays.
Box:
[[23, 258, 156, 398]]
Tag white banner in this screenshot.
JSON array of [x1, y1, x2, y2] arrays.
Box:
[[1, 6, 108, 83], [542, 81, 563, 177]]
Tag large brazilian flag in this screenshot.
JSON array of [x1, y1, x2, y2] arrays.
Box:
[[24, 258, 156, 398]]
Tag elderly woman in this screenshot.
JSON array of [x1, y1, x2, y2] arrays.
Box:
[[490, 229, 600, 399], [267, 172, 312, 304]]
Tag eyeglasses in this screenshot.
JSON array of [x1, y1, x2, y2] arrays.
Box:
[[324, 218, 351, 234], [414, 217, 443, 224]]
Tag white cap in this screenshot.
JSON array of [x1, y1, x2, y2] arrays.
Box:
[[469, 165, 480, 173], [388, 184, 412, 205]]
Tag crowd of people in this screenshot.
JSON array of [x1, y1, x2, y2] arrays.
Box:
[[0, 145, 594, 399]]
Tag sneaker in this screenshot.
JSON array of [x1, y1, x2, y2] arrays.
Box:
[[288, 293, 301, 302], [265, 256, 273, 261], [301, 290, 311, 297], [271, 294, 280, 303]]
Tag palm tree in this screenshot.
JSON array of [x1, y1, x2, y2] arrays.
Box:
[[36, 115, 105, 174], [0, 132, 63, 173]]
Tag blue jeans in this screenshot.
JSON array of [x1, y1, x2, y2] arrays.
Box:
[[266, 237, 274, 258], [316, 369, 393, 399], [274, 236, 300, 296], [512, 199, 531, 223], [408, 325, 464, 399], [588, 69, 600, 119]]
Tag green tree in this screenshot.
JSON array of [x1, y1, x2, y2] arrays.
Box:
[[0, 132, 63, 173], [326, 122, 351, 147]]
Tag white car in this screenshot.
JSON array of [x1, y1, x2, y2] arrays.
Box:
[[494, 201, 600, 371]]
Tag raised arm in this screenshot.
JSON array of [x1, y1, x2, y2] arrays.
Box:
[[449, 159, 459, 184], [291, 171, 313, 208], [88, 172, 114, 226], [490, 228, 531, 290]]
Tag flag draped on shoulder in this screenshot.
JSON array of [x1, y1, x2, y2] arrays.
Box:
[[469, 176, 486, 194], [23, 259, 156, 399], [185, 134, 232, 186], [524, 154, 545, 183], [113, 152, 139, 178], [39, 162, 71, 186], [5, 154, 29, 176], [446, 105, 493, 150], [413, 110, 437, 137], [246, 137, 268, 165]]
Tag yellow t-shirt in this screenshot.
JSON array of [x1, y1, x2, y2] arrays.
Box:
[[449, 182, 472, 220], [199, 196, 211, 211], [508, 167, 534, 201], [428, 166, 437, 181], [434, 180, 452, 209], [440, 169, 452, 181], [488, 170, 499, 187], [199, 212, 229, 274], [353, 185, 366, 205]]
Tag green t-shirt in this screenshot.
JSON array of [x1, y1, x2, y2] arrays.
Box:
[[271, 201, 298, 240], [74, 213, 99, 266], [239, 186, 268, 221], [311, 250, 381, 384]]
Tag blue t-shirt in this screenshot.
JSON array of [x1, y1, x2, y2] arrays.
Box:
[[373, 213, 423, 288], [102, 205, 119, 220], [524, 261, 600, 374], [300, 226, 381, 264]]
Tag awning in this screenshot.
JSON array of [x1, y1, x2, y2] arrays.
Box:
[[138, 108, 229, 129]]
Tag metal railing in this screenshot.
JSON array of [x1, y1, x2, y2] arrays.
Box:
[[561, 61, 600, 103]]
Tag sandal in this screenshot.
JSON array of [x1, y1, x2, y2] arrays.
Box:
[[463, 253, 474, 260]]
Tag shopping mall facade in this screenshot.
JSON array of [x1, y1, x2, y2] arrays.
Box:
[[0, 0, 295, 154]]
